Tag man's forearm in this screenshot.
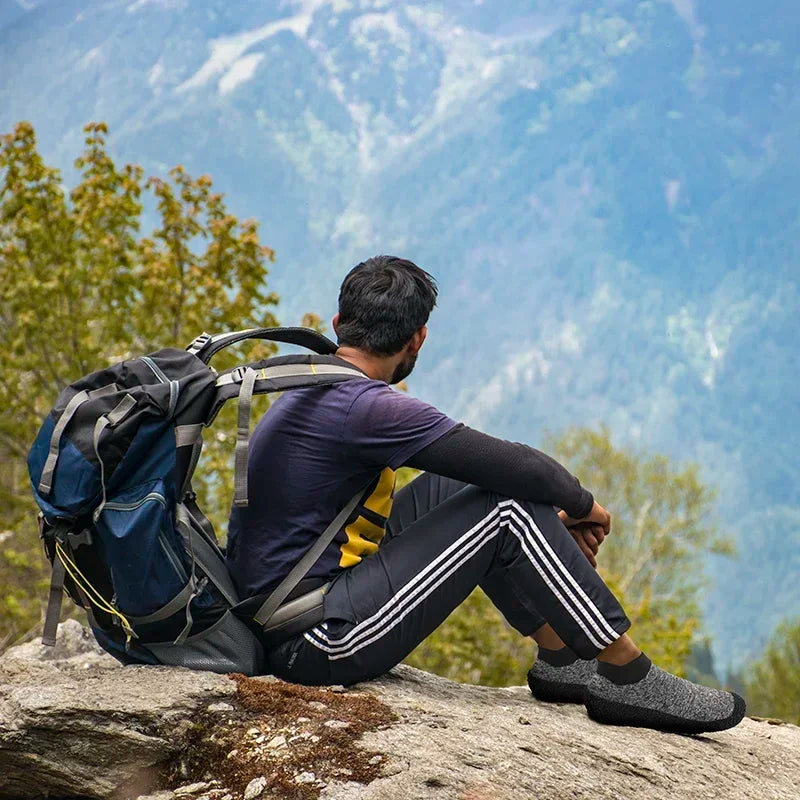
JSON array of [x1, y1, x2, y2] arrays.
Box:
[[405, 423, 594, 518]]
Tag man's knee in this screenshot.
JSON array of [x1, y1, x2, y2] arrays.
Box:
[[490, 495, 560, 526]]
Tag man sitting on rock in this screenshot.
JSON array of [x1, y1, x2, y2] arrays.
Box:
[[226, 255, 745, 735]]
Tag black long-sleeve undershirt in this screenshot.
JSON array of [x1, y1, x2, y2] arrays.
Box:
[[405, 423, 594, 519]]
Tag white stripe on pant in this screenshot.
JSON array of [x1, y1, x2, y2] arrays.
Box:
[[266, 475, 631, 685], [305, 499, 620, 660]]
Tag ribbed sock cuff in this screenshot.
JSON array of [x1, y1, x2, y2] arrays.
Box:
[[537, 645, 579, 667], [596, 652, 651, 685]]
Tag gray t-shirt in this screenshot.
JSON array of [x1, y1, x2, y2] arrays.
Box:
[[226, 376, 457, 598]]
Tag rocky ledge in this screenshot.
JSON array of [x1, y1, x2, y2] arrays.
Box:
[[1, 620, 798, 800]]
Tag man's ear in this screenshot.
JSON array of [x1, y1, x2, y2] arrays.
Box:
[[408, 325, 427, 355], [332, 313, 340, 336]]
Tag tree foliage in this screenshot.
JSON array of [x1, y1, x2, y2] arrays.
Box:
[[549, 427, 730, 673], [745, 618, 800, 724], [0, 121, 278, 649], [405, 428, 724, 684]]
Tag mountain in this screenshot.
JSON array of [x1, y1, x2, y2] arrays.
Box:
[[1, 0, 798, 671]]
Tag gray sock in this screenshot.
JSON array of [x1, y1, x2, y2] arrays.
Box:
[[585, 656, 746, 734]]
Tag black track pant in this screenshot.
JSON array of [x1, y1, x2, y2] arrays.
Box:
[[267, 473, 631, 686]]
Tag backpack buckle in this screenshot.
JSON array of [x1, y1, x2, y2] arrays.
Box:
[[187, 332, 212, 355], [229, 366, 248, 384], [41, 519, 73, 545], [67, 528, 93, 549]]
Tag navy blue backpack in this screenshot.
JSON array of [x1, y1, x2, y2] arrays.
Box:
[[27, 327, 365, 674]]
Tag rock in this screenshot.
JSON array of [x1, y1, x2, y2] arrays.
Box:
[[206, 703, 234, 713], [242, 776, 266, 800], [173, 782, 210, 795], [2, 626, 800, 800], [343, 666, 800, 799], [265, 734, 286, 749], [3, 619, 118, 668], [0, 624, 235, 800], [294, 772, 316, 784], [307, 700, 327, 710], [323, 719, 350, 729]]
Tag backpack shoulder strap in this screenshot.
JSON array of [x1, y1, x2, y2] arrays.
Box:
[[225, 355, 368, 507], [252, 483, 372, 628]]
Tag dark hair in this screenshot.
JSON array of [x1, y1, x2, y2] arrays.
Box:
[[336, 255, 438, 356]]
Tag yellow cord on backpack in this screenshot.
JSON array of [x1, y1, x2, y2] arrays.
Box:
[[54, 542, 136, 645]]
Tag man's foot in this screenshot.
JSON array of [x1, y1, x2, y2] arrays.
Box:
[[584, 653, 747, 734], [527, 646, 595, 704]]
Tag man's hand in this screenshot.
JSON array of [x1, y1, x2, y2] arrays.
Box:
[[559, 500, 611, 534], [565, 523, 606, 568], [558, 501, 611, 569]]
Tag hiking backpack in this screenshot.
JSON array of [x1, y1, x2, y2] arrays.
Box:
[[27, 327, 366, 674]]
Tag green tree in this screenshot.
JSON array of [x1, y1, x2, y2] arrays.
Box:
[[0, 121, 279, 650], [405, 428, 725, 684], [745, 618, 800, 724], [550, 427, 730, 674]]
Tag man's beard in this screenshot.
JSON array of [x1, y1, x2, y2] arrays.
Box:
[[389, 353, 418, 384]]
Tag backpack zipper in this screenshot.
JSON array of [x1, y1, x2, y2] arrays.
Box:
[[104, 492, 167, 512], [140, 356, 168, 384], [140, 356, 179, 417]]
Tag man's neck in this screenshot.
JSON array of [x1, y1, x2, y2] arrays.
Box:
[[334, 346, 394, 384]]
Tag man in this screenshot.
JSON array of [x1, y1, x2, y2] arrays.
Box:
[[226, 255, 745, 734]]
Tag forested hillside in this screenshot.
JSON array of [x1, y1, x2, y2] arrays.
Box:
[[1, 0, 798, 670]]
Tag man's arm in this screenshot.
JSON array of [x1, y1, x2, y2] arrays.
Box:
[[405, 423, 595, 519]]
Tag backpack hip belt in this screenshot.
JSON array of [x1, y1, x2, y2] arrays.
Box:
[[258, 583, 329, 647]]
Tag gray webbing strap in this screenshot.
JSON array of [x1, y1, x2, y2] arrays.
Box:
[[174, 578, 206, 646], [233, 367, 257, 507], [175, 423, 204, 447], [175, 502, 238, 607], [39, 390, 89, 495], [253, 485, 369, 627], [106, 393, 137, 425], [188, 524, 239, 607], [41, 556, 67, 646], [183, 494, 218, 549], [92, 394, 137, 522], [91, 416, 111, 523], [38, 385, 121, 495], [173, 503, 203, 645], [215, 363, 364, 388], [180, 439, 203, 497], [39, 383, 122, 495], [127, 579, 197, 625]]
